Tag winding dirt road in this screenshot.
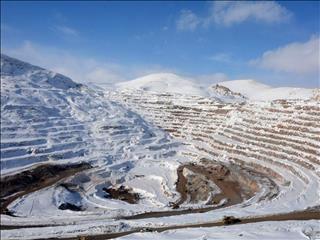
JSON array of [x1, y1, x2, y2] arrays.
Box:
[[56, 209, 320, 240]]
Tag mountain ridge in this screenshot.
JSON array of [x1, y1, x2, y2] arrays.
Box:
[[116, 71, 316, 101]]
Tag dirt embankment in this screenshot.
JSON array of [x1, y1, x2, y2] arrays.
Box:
[[0, 162, 91, 215]]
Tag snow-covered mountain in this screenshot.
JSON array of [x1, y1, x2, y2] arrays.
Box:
[[116, 73, 316, 102], [217, 79, 315, 101], [116, 72, 247, 102], [117, 73, 209, 96]]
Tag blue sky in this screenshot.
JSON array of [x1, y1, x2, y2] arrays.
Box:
[[1, 1, 319, 87]]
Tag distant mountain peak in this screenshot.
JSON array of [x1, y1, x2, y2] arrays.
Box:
[[116, 72, 208, 96]]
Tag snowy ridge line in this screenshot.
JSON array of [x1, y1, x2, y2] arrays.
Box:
[[238, 116, 320, 138], [229, 125, 320, 153], [0, 130, 89, 141], [214, 131, 316, 170], [221, 128, 320, 163], [0, 117, 79, 125], [234, 120, 320, 146], [1, 125, 87, 135], [183, 127, 319, 168], [1, 149, 87, 170], [0, 139, 48, 150], [1, 141, 85, 160], [239, 114, 320, 135], [1, 123, 86, 132], [187, 133, 312, 182], [283, 118, 320, 128]]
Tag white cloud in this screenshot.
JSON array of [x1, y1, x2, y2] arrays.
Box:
[[2, 41, 180, 87], [3, 41, 127, 86], [53, 25, 79, 37], [210, 1, 292, 26], [250, 36, 320, 75], [176, 10, 201, 31], [177, 1, 292, 31]]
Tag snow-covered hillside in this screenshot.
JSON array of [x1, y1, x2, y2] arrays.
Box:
[[218, 79, 315, 101], [0, 54, 193, 229]]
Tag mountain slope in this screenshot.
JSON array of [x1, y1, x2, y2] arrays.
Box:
[[218, 79, 314, 101], [117, 74, 316, 102]]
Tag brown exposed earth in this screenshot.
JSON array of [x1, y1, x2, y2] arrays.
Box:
[[124, 161, 259, 220], [102, 185, 139, 204]]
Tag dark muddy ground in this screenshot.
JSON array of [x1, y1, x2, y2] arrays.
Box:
[[103, 185, 139, 204]]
